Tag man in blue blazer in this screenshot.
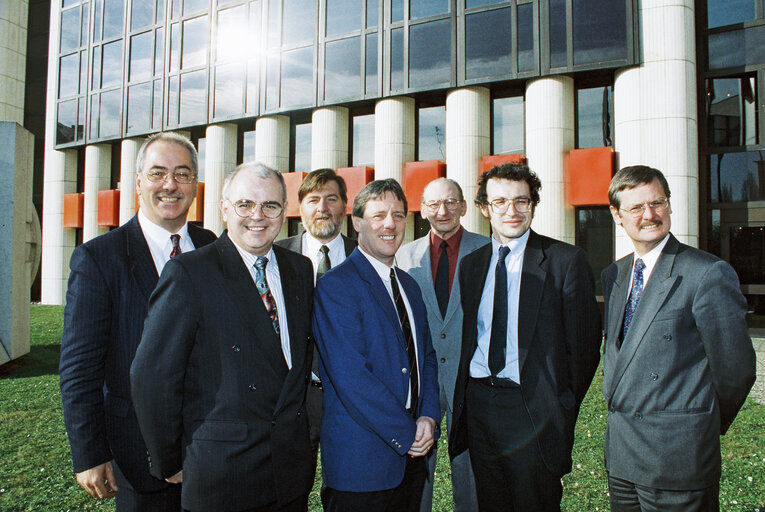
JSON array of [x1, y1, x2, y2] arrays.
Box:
[[313, 179, 440, 512], [59, 133, 216, 510]]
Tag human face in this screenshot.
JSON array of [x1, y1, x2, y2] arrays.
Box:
[[300, 181, 346, 243], [480, 178, 534, 244], [610, 178, 672, 256], [136, 140, 197, 233], [421, 180, 466, 240], [352, 192, 407, 266], [220, 171, 286, 256]]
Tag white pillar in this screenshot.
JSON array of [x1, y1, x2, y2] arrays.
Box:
[[311, 106, 349, 170], [204, 123, 237, 234], [374, 97, 415, 182], [119, 138, 143, 225], [83, 144, 111, 242], [255, 115, 290, 238], [0, 0, 28, 123], [614, 0, 698, 258], [525, 76, 575, 244], [446, 86, 491, 236]]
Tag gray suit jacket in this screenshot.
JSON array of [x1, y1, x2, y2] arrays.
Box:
[[601, 234, 755, 490], [275, 232, 357, 260], [396, 229, 489, 415]]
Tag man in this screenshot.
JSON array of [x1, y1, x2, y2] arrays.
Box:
[[397, 178, 487, 512], [313, 179, 440, 512], [59, 132, 216, 510], [130, 163, 315, 512], [602, 165, 755, 511], [274, 168, 356, 477], [450, 163, 602, 511]]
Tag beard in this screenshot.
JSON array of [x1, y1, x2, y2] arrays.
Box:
[[306, 217, 340, 240]]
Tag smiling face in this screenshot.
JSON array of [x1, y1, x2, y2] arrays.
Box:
[[352, 191, 407, 266], [135, 140, 197, 233], [610, 178, 672, 256], [421, 180, 466, 240], [220, 170, 285, 256], [300, 181, 346, 243], [480, 178, 534, 244]]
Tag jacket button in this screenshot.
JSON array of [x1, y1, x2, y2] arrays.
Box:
[[248, 384, 257, 391], [663, 334, 672, 341], [650, 373, 658, 381], [440, 333, 446, 339], [634, 412, 643, 419], [402, 368, 408, 374], [440, 357, 446, 363], [232, 345, 241, 352]]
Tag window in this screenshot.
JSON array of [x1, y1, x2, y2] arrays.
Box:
[[572, 0, 627, 65], [325, 38, 361, 101], [708, 151, 765, 203], [465, 8, 512, 80], [493, 95, 524, 154], [409, 20, 451, 88], [242, 129, 256, 163], [352, 114, 375, 166], [707, 0, 759, 28], [575, 207, 613, 296], [708, 25, 765, 69], [56, 0, 90, 144], [707, 77, 758, 147], [576, 85, 613, 148], [417, 105, 445, 161], [293, 122, 312, 172]]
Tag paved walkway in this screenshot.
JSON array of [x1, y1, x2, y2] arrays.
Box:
[[751, 337, 765, 405]]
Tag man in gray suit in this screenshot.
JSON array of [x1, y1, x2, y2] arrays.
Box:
[[397, 178, 487, 512], [602, 165, 756, 512]]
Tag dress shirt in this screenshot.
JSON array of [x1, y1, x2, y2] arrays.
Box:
[[302, 231, 347, 282], [231, 242, 292, 369], [358, 247, 420, 409], [626, 234, 670, 295], [469, 230, 530, 382], [429, 226, 464, 292], [138, 209, 195, 274]]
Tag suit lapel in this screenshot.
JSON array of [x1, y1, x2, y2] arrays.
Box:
[[273, 246, 306, 378], [463, 244, 492, 355], [445, 232, 489, 324], [342, 235, 356, 257], [517, 232, 545, 377], [125, 216, 159, 301], [408, 236, 440, 321]]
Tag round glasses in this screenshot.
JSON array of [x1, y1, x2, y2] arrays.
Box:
[[229, 199, 284, 219], [422, 199, 462, 213], [619, 198, 669, 218], [143, 170, 196, 184], [486, 197, 532, 214]]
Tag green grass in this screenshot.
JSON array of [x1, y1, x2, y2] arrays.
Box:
[[1, 305, 763, 511]]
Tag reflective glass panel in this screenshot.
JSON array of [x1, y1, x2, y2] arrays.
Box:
[[517, 3, 534, 72], [410, 0, 448, 19], [99, 89, 121, 137], [325, 37, 361, 101], [80, 50, 88, 93], [392, 0, 404, 22], [572, 0, 627, 65], [466, 8, 511, 79], [102, 0, 124, 39], [214, 63, 244, 117], [93, 0, 102, 41], [707, 77, 758, 147], [366, 0, 378, 27], [493, 96, 524, 154], [184, 0, 208, 15], [182, 16, 209, 68], [101, 40, 123, 87], [549, 0, 566, 68], [217, 5, 249, 63], [91, 46, 101, 89], [707, 0, 755, 28], [266, 53, 279, 109], [180, 70, 207, 124], [709, 25, 765, 70], [409, 20, 450, 88], [127, 82, 152, 132], [172, 0, 181, 18], [167, 74, 179, 124], [282, 0, 314, 46], [63, 0, 78, 7], [327, 0, 361, 36], [575, 208, 612, 296], [353, 114, 374, 165], [365, 33, 378, 95], [129, 31, 152, 81], [418, 106, 445, 161], [157, 0, 165, 23], [281, 47, 313, 107], [709, 151, 765, 203], [197, 137, 206, 181], [152, 79, 162, 128], [294, 123, 311, 172], [267, 0, 280, 47], [577, 86, 612, 148], [390, 27, 404, 90], [247, 59, 259, 113], [154, 28, 164, 75], [242, 130, 255, 163], [56, 99, 77, 144], [131, 0, 153, 30], [59, 53, 79, 98], [466, 0, 504, 7], [89, 94, 99, 138], [77, 97, 86, 139], [61, 8, 80, 52], [170, 23, 180, 72], [81, 4, 89, 46]]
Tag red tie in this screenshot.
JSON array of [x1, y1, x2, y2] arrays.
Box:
[[170, 234, 182, 258]]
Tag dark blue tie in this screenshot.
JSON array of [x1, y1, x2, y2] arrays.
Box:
[[390, 268, 418, 415], [435, 240, 450, 318], [622, 258, 645, 342], [489, 246, 510, 376]]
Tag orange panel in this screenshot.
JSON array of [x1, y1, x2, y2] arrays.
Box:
[[337, 166, 374, 214], [481, 154, 527, 172], [404, 160, 446, 212], [283, 172, 307, 218], [567, 147, 614, 206], [186, 182, 205, 223], [63, 193, 84, 228], [97, 190, 121, 227]]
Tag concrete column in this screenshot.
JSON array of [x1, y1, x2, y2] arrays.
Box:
[[525, 76, 576, 244], [119, 138, 143, 225], [446, 86, 491, 236], [204, 123, 237, 234], [311, 106, 349, 170], [83, 144, 111, 242], [0, 0, 28, 123], [255, 115, 290, 238], [374, 97, 415, 182], [614, 0, 698, 258]]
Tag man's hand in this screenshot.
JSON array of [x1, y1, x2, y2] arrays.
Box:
[[165, 470, 183, 484], [407, 416, 437, 457], [75, 461, 118, 499]]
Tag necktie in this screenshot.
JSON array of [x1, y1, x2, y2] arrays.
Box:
[[170, 234, 182, 258], [622, 258, 646, 343], [316, 245, 331, 279], [434, 240, 450, 318], [254, 257, 280, 335], [489, 246, 511, 376], [390, 268, 418, 415]]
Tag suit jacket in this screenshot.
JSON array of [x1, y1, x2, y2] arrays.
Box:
[[450, 230, 602, 477], [312, 248, 440, 492], [275, 232, 356, 259], [601, 234, 755, 490], [130, 233, 315, 511], [396, 229, 489, 416], [59, 216, 216, 491]]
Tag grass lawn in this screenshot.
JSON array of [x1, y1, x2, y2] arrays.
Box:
[[1, 305, 762, 511]]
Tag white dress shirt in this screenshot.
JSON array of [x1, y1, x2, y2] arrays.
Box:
[[138, 209, 195, 275], [626, 233, 671, 295], [301, 231, 347, 282]]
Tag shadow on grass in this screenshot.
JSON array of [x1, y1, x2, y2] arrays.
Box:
[[0, 343, 61, 379]]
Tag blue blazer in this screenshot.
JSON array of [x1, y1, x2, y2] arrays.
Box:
[[312, 248, 440, 492]]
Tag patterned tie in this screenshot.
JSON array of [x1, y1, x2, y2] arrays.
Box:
[[316, 245, 331, 279], [170, 234, 182, 258], [390, 268, 418, 415], [489, 246, 511, 376], [254, 257, 280, 335], [622, 258, 646, 342], [434, 240, 450, 318]]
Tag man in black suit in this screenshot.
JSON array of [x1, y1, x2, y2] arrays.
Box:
[[274, 168, 356, 477], [450, 163, 601, 511], [59, 132, 216, 510], [131, 162, 315, 512]]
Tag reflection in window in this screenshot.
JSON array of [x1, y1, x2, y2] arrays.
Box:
[[168, 75, 179, 124], [129, 32, 153, 82], [91, 46, 101, 89], [155, 29, 164, 75], [353, 114, 375, 165], [572, 0, 627, 65], [707, 77, 757, 147], [170, 23, 180, 72], [325, 38, 361, 101], [61, 8, 80, 52], [266, 54, 280, 110], [409, 20, 450, 88], [367, 0, 378, 27], [153, 79, 162, 128], [247, 60, 259, 113], [391, 28, 404, 90], [575, 207, 613, 296], [707, 0, 756, 28], [182, 16, 209, 69], [467, 0, 504, 6], [366, 33, 378, 95], [576, 86, 613, 148], [80, 50, 87, 93], [217, 6, 249, 63], [392, 0, 404, 22], [418, 106, 445, 161], [709, 25, 765, 69], [184, 0, 208, 15], [215, 63, 244, 118], [99, 89, 121, 138], [466, 8, 512, 80], [101, 41, 123, 87], [549, 0, 567, 67], [410, 0, 448, 20], [493, 96, 524, 154], [281, 47, 314, 107], [709, 151, 765, 203], [127, 82, 152, 132], [131, 0, 153, 30], [197, 137, 206, 181], [81, 5, 89, 46], [57, 99, 77, 144], [517, 3, 534, 72], [59, 54, 79, 98], [294, 123, 312, 172], [102, 0, 124, 39], [180, 70, 206, 125], [242, 130, 256, 163], [283, 0, 315, 46], [327, 0, 361, 36], [730, 226, 765, 285]]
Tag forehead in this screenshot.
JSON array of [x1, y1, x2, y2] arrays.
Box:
[[486, 178, 530, 198], [303, 181, 341, 198], [144, 140, 192, 165], [618, 179, 667, 205], [365, 191, 405, 214], [229, 172, 282, 201], [423, 180, 460, 200]]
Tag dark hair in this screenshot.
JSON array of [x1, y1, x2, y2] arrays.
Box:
[[608, 165, 671, 208], [136, 132, 198, 176], [352, 178, 408, 218], [298, 168, 348, 204], [475, 163, 542, 206], [422, 178, 464, 203], [221, 161, 287, 203]]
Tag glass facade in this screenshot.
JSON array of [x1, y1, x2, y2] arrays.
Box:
[[417, 105, 445, 161], [575, 207, 613, 296], [492, 95, 524, 154], [352, 114, 375, 166], [576, 85, 613, 148]]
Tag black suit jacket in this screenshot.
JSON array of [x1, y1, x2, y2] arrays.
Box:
[[275, 232, 357, 259], [131, 233, 315, 511], [59, 216, 216, 491], [449, 230, 602, 477]]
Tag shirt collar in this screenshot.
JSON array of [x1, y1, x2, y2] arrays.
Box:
[[429, 226, 464, 253], [303, 230, 344, 258], [359, 246, 395, 282], [138, 209, 189, 246], [230, 239, 278, 275], [631, 233, 670, 276], [491, 228, 530, 257]]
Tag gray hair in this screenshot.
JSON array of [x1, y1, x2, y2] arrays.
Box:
[[221, 162, 287, 203], [422, 177, 465, 203], [136, 132, 199, 176]]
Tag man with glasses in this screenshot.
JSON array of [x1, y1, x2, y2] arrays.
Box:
[[449, 163, 601, 511], [397, 178, 487, 512], [602, 165, 754, 512], [131, 162, 315, 512], [60, 132, 216, 510]]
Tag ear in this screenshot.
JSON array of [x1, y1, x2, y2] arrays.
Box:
[[458, 201, 467, 217], [220, 199, 228, 222], [479, 205, 490, 220], [610, 206, 622, 226], [351, 215, 361, 233]]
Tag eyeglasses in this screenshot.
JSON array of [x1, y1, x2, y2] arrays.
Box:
[[485, 197, 532, 214], [422, 199, 462, 213], [619, 198, 669, 218], [143, 169, 196, 184], [229, 199, 284, 219]]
